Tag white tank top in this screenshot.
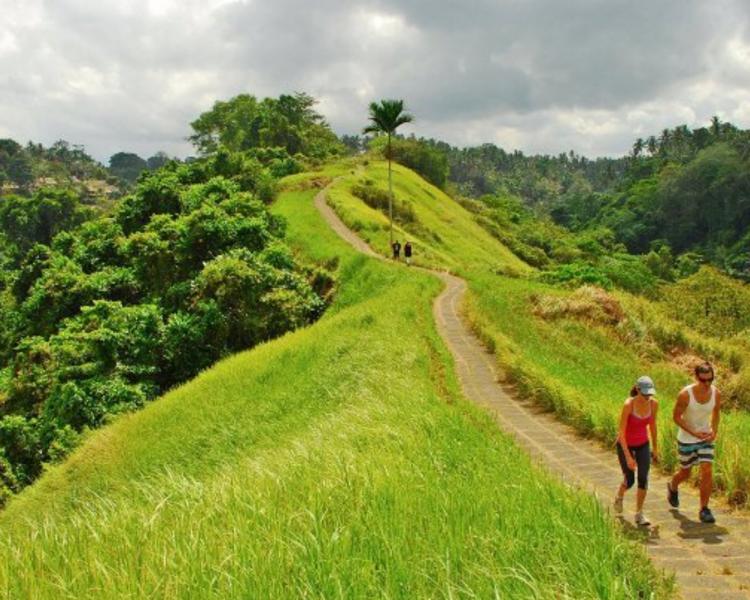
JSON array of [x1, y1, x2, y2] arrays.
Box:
[[677, 384, 716, 444]]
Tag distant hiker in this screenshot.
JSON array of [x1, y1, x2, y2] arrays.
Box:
[[613, 375, 659, 527], [392, 240, 401, 260], [666, 362, 721, 524], [404, 241, 413, 265]]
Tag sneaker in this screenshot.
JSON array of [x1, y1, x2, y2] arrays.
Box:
[[667, 482, 679, 508], [699, 507, 716, 524], [613, 495, 624, 514], [635, 512, 651, 527]]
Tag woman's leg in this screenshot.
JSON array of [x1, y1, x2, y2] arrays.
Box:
[[634, 443, 651, 512], [616, 442, 635, 496]]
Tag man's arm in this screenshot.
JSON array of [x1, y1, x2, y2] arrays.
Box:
[[708, 389, 721, 442]]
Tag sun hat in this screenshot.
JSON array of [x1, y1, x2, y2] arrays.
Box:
[[636, 375, 656, 396]]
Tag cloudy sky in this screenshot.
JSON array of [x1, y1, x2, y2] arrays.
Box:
[[2, 0, 750, 162]]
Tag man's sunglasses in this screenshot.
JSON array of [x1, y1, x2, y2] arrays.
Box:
[[698, 376, 714, 383]]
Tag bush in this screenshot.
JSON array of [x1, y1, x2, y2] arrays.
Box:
[[599, 253, 658, 295], [351, 181, 416, 224], [531, 286, 625, 325], [387, 137, 448, 189], [539, 262, 613, 289], [0, 416, 42, 485], [661, 266, 750, 337]]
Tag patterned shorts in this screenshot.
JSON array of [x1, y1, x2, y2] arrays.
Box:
[[678, 440, 715, 468]]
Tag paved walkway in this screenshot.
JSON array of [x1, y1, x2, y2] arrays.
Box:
[[313, 187, 750, 599]]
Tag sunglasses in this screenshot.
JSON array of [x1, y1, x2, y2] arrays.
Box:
[[697, 376, 714, 383]]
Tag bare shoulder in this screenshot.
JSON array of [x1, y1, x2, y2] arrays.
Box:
[[673, 388, 689, 412]]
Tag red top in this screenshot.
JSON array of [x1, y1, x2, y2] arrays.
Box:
[[625, 404, 652, 446]]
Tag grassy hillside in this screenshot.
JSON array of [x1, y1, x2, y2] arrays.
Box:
[[328, 159, 750, 507], [0, 167, 669, 598], [326, 161, 531, 276]]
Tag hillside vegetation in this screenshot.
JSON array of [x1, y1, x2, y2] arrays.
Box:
[[0, 93, 348, 501], [327, 159, 750, 507], [0, 168, 670, 598], [0, 139, 120, 202], [446, 119, 750, 281]]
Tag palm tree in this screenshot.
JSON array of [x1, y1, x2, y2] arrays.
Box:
[[710, 115, 721, 137], [363, 99, 414, 247], [632, 137, 644, 158], [659, 128, 671, 154]]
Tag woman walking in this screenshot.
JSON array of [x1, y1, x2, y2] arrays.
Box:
[[613, 375, 659, 526]]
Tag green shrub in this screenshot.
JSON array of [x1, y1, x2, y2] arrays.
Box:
[[599, 253, 658, 294], [539, 262, 613, 288], [351, 182, 416, 224]]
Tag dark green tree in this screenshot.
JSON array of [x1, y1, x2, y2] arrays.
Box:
[[109, 152, 148, 184], [189, 93, 343, 159], [146, 152, 171, 170]]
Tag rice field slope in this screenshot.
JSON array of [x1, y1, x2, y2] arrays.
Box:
[[0, 167, 669, 599]]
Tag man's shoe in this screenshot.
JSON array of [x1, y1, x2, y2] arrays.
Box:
[[635, 512, 651, 527], [613, 495, 624, 514], [667, 482, 679, 508], [699, 507, 716, 524]]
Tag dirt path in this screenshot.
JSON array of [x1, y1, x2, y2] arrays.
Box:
[[313, 187, 750, 599]]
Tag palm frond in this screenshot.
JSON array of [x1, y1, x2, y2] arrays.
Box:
[[362, 99, 414, 136]]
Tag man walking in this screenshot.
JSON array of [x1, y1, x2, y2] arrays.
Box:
[[404, 241, 412, 265], [666, 362, 721, 524], [391, 239, 401, 260]]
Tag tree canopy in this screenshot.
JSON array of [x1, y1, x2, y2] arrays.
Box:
[[0, 139, 331, 502], [189, 92, 344, 160]]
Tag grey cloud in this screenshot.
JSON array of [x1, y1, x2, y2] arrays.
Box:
[[1, 0, 749, 161]]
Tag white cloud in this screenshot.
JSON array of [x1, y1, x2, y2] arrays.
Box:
[[0, 0, 749, 161]]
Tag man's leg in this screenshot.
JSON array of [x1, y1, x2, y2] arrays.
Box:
[[699, 462, 713, 508], [671, 466, 692, 489]]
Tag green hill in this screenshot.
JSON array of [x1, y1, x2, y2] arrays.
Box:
[[0, 163, 668, 598], [327, 158, 750, 507]]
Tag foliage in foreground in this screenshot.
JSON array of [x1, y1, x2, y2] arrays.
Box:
[[0, 183, 671, 599], [328, 160, 750, 507], [0, 155, 327, 502]]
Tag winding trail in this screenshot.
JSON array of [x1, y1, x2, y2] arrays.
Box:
[[314, 186, 750, 599]]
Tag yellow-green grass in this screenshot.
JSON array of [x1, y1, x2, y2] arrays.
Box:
[[328, 160, 750, 506], [326, 160, 531, 275], [464, 273, 750, 502], [0, 177, 669, 598]]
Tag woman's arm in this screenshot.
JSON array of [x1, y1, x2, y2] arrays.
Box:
[[618, 400, 635, 467], [649, 399, 659, 461]]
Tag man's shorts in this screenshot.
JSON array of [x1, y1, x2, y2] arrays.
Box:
[[678, 440, 715, 468]]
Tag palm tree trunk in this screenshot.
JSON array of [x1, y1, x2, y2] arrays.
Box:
[[387, 133, 393, 247]]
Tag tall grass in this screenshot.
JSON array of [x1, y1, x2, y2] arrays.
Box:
[[0, 177, 670, 598], [328, 160, 750, 508]]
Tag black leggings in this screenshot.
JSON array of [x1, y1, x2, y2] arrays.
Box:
[[616, 441, 651, 490]]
